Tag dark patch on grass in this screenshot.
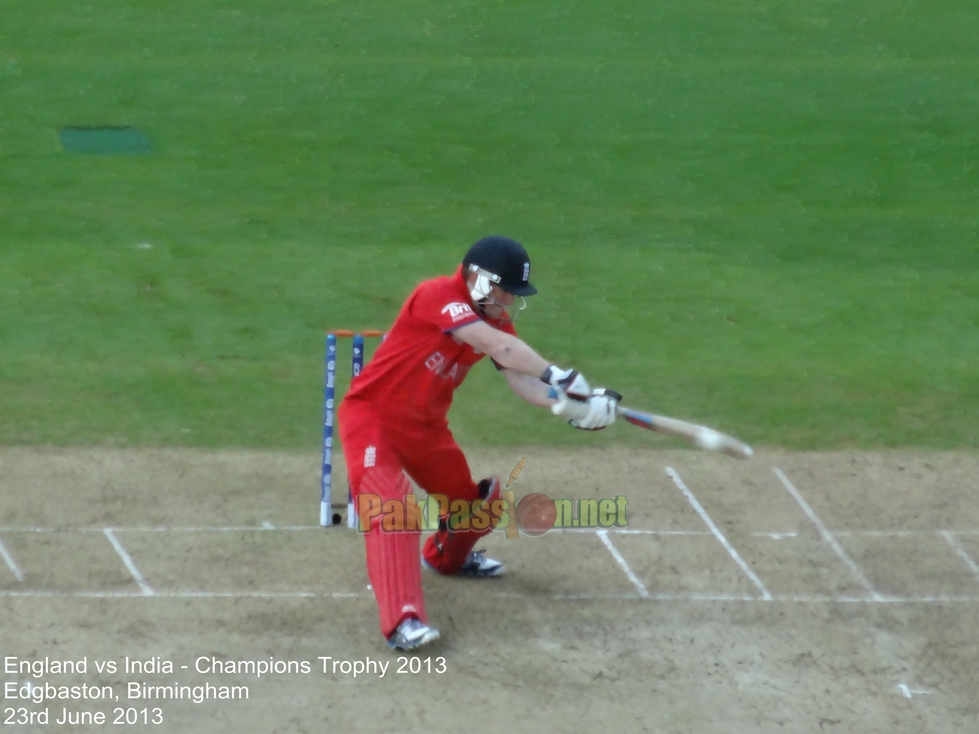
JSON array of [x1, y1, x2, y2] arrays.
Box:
[[59, 126, 151, 154]]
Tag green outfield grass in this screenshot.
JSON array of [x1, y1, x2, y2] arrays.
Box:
[[1, 1, 976, 449]]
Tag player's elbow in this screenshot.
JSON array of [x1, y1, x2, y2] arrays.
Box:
[[473, 334, 508, 365], [486, 332, 519, 365], [454, 321, 506, 357]]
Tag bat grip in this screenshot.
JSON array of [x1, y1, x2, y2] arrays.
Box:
[[547, 387, 590, 420]]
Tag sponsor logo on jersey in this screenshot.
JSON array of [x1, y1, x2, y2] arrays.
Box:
[[364, 446, 376, 468], [441, 301, 475, 322]]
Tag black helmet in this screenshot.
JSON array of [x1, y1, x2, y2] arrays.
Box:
[[462, 236, 538, 297]]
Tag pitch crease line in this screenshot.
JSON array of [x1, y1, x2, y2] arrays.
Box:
[[103, 529, 154, 596], [556, 528, 710, 536], [0, 590, 359, 599], [942, 531, 979, 583], [0, 525, 712, 535], [1, 587, 979, 602], [597, 529, 651, 599], [0, 536, 25, 582], [773, 467, 882, 601], [666, 467, 772, 600], [13, 525, 979, 537]]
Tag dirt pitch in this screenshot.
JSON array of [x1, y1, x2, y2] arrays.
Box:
[[2, 447, 978, 733]]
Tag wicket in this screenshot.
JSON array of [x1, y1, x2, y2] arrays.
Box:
[[321, 330, 385, 527]]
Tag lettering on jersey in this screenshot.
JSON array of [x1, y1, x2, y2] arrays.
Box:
[[364, 446, 376, 468], [425, 352, 446, 372], [424, 351, 473, 383], [441, 301, 475, 323]]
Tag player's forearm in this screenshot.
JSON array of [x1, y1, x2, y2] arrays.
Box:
[[505, 371, 558, 408], [486, 332, 551, 379]]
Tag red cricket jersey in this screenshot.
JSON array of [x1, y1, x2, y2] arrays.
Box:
[[343, 265, 517, 424]]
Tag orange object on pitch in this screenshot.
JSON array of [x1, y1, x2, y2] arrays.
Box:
[[329, 329, 385, 338]]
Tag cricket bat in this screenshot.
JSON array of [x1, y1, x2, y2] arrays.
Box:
[[616, 406, 753, 460], [547, 387, 752, 459]]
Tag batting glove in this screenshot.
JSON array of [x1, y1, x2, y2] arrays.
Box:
[[568, 388, 623, 431], [540, 365, 591, 400]]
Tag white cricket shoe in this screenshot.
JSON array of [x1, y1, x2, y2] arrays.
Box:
[[387, 617, 440, 651], [458, 550, 505, 578], [424, 550, 505, 578]]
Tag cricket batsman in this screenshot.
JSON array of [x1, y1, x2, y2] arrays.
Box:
[[338, 235, 620, 650]]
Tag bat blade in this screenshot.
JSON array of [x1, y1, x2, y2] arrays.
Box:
[[616, 406, 753, 460]]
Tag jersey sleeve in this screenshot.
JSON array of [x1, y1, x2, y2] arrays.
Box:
[[410, 278, 483, 332]]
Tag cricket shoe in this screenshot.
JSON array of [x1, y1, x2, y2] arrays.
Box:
[[424, 550, 505, 578], [457, 549, 505, 578], [387, 617, 441, 651]]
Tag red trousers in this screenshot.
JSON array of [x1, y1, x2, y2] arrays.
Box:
[[338, 398, 495, 638]]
